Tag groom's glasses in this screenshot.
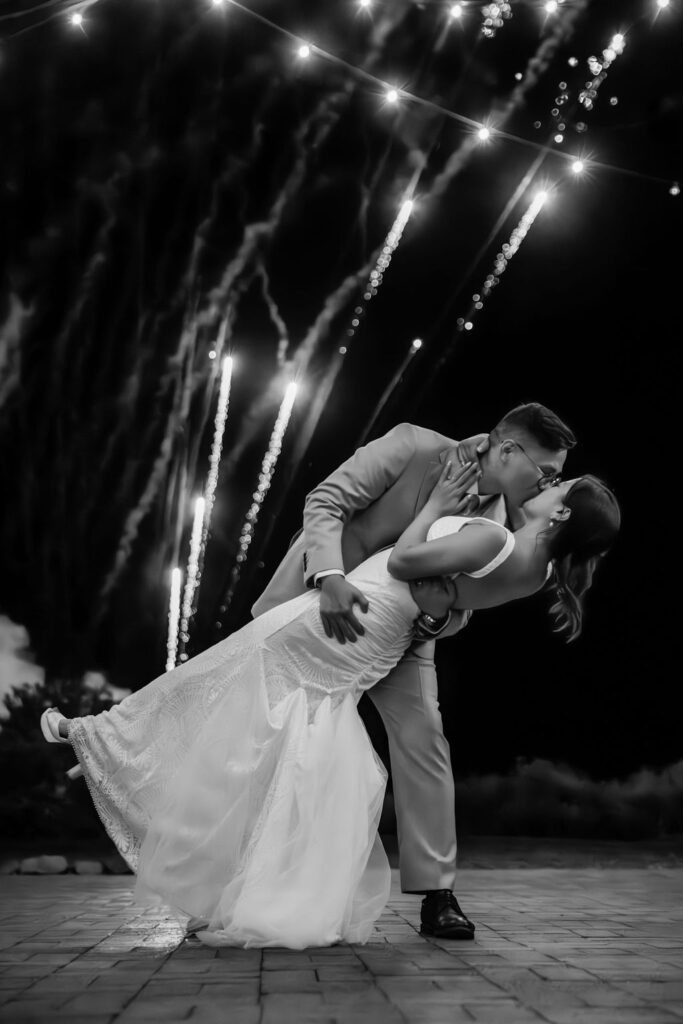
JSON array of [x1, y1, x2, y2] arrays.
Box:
[[515, 442, 562, 492]]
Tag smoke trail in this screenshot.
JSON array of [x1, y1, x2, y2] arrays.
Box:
[[0, 293, 33, 412], [96, 325, 197, 614], [256, 259, 291, 367]]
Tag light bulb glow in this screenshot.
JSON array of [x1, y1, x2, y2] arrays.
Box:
[[411, 338, 423, 351], [477, 126, 491, 141], [297, 44, 311, 59], [545, 1, 558, 12], [166, 568, 182, 671], [657, 0, 670, 8], [385, 88, 399, 104], [571, 159, 585, 174], [69, 11, 83, 25], [449, 3, 463, 18]]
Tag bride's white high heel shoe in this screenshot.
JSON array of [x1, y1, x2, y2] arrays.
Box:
[[40, 707, 82, 778], [40, 707, 69, 744]]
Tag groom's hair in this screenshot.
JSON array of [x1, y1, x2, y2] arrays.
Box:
[[491, 403, 577, 452]]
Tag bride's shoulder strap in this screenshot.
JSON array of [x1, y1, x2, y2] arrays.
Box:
[[460, 518, 515, 579]]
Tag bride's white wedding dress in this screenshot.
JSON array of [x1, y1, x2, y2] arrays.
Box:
[[68, 516, 513, 948]]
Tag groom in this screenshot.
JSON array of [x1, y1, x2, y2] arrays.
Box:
[[253, 402, 576, 938]]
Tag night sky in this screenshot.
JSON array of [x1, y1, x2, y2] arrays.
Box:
[[1, 0, 681, 780]]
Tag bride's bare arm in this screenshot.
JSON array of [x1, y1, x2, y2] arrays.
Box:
[[389, 523, 504, 581], [388, 460, 503, 581]]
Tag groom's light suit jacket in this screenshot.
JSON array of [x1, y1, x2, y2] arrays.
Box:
[[252, 422, 506, 893]]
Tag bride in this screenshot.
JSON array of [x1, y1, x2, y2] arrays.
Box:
[[41, 460, 620, 949]]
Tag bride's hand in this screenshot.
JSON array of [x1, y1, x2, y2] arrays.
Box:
[[426, 459, 481, 516]]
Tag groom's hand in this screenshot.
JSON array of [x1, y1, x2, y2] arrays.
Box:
[[319, 575, 369, 644], [456, 433, 490, 464]]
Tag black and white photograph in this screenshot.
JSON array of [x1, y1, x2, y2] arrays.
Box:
[[1, 0, 682, 1021]]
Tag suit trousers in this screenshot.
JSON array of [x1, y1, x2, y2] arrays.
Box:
[[367, 642, 457, 894]]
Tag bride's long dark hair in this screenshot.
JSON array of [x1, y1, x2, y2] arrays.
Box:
[[542, 475, 621, 641]]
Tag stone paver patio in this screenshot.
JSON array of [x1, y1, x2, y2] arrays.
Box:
[[1, 869, 682, 1023]]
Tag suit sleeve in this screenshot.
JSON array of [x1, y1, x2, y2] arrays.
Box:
[[302, 423, 418, 587]]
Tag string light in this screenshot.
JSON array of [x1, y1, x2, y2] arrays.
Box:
[[477, 126, 491, 142], [297, 43, 311, 59], [219, 381, 298, 617], [455, 189, 550, 337], [545, 1, 559, 13], [571, 159, 585, 174], [166, 568, 182, 671], [104, 0, 675, 194], [656, 0, 670, 8], [449, 4, 463, 19], [69, 11, 83, 26]]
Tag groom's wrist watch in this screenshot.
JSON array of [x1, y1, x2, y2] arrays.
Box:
[[414, 610, 452, 639]]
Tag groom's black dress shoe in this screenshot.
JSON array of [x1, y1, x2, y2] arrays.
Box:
[[420, 890, 475, 939]]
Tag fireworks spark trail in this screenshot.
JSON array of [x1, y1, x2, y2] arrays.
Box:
[[455, 187, 550, 335], [177, 496, 205, 660], [201, 351, 234, 538], [427, 0, 589, 204], [166, 567, 182, 671], [0, 293, 33, 411], [218, 382, 298, 618]]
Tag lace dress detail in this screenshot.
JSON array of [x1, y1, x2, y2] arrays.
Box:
[[68, 548, 419, 947]]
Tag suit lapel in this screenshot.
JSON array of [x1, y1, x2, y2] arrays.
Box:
[[414, 456, 446, 516]]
